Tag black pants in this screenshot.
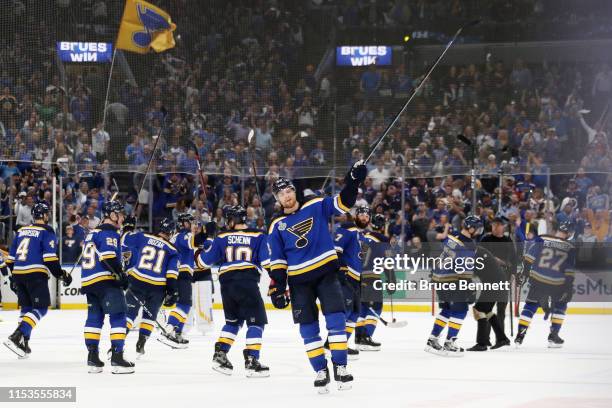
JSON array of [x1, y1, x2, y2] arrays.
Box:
[[473, 301, 509, 345]]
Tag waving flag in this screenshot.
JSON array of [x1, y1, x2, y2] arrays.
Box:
[[116, 0, 176, 54]]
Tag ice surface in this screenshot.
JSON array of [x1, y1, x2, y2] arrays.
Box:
[[1, 309, 611, 408]]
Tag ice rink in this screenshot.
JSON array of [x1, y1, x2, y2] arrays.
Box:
[[1, 309, 611, 408]]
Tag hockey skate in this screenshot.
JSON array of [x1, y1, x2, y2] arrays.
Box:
[[136, 334, 148, 359], [110, 347, 135, 374], [3, 328, 27, 358], [87, 345, 104, 374], [157, 326, 188, 349], [347, 347, 360, 361], [314, 366, 330, 394], [443, 338, 465, 357], [243, 349, 270, 378], [357, 335, 381, 351], [514, 327, 527, 348], [333, 364, 353, 391], [548, 330, 564, 348], [424, 335, 446, 356], [212, 343, 233, 375]]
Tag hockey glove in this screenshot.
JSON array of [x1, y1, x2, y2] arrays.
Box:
[[204, 221, 217, 238], [268, 280, 290, 309], [558, 279, 574, 303], [347, 160, 368, 185], [61, 269, 73, 287], [8, 275, 18, 294], [163, 287, 179, 307], [113, 270, 129, 290]]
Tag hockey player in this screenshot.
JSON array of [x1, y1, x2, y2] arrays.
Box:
[[333, 205, 371, 360], [515, 221, 576, 348], [3, 202, 72, 358], [468, 216, 516, 351], [160, 212, 197, 348], [80, 201, 134, 374], [356, 213, 391, 351], [124, 218, 179, 357], [425, 215, 483, 357], [267, 160, 367, 393], [195, 205, 270, 378]]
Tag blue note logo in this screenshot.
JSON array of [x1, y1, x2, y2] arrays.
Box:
[[133, 4, 172, 48]]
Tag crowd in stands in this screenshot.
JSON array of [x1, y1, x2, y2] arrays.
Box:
[[0, 1, 610, 269]]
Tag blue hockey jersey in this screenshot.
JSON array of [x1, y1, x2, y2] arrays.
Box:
[[7, 223, 59, 280], [334, 223, 363, 283], [524, 235, 576, 286], [171, 229, 196, 277], [196, 228, 269, 283], [80, 224, 121, 291], [268, 194, 350, 284], [361, 230, 390, 279], [431, 233, 477, 282], [126, 233, 179, 287], [121, 230, 143, 270]]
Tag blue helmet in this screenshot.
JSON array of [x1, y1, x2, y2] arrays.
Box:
[[31, 201, 50, 220], [177, 212, 195, 225], [158, 218, 176, 235], [102, 201, 125, 218], [463, 215, 483, 231]]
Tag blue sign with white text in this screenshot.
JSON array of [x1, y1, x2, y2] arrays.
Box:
[[57, 42, 113, 63], [336, 46, 392, 66]]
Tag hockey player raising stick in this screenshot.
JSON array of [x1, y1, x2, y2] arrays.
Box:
[[332, 205, 371, 360], [267, 160, 367, 393], [425, 215, 483, 357], [195, 205, 270, 378], [515, 221, 576, 348], [122, 218, 179, 357], [3, 202, 72, 358], [160, 213, 197, 348], [80, 201, 134, 374]]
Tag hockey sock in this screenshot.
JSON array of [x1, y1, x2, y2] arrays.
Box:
[[138, 301, 160, 338], [430, 308, 451, 337], [345, 320, 356, 341], [518, 301, 539, 331], [245, 325, 263, 359], [363, 310, 378, 337], [217, 323, 240, 353], [299, 321, 327, 372], [325, 312, 348, 366], [550, 304, 567, 333], [446, 309, 468, 340], [18, 307, 47, 338], [168, 303, 190, 333], [109, 313, 127, 352], [84, 313, 104, 349], [139, 319, 155, 337]]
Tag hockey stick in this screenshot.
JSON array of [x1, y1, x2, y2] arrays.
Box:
[[134, 106, 168, 213], [247, 128, 265, 219], [368, 307, 407, 328], [509, 277, 514, 336], [126, 288, 169, 337], [188, 139, 208, 201], [364, 20, 480, 164]]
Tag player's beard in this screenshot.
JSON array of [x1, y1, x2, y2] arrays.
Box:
[[355, 218, 369, 229]]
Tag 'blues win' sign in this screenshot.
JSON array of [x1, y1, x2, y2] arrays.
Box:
[[57, 42, 113, 63], [336, 46, 392, 66]]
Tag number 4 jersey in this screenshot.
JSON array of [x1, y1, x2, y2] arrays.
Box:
[[7, 223, 59, 280]]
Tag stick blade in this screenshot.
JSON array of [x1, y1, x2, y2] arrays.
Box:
[[387, 320, 408, 328]]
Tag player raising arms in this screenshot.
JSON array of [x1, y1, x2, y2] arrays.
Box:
[[3, 202, 72, 358], [267, 160, 367, 393], [195, 205, 270, 377], [80, 201, 133, 374], [160, 213, 196, 348], [515, 221, 576, 348], [123, 218, 179, 357]]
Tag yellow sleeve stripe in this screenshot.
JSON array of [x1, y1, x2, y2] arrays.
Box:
[[100, 254, 117, 260], [271, 264, 288, 270], [348, 271, 360, 281], [335, 195, 350, 212], [43, 256, 59, 262]]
